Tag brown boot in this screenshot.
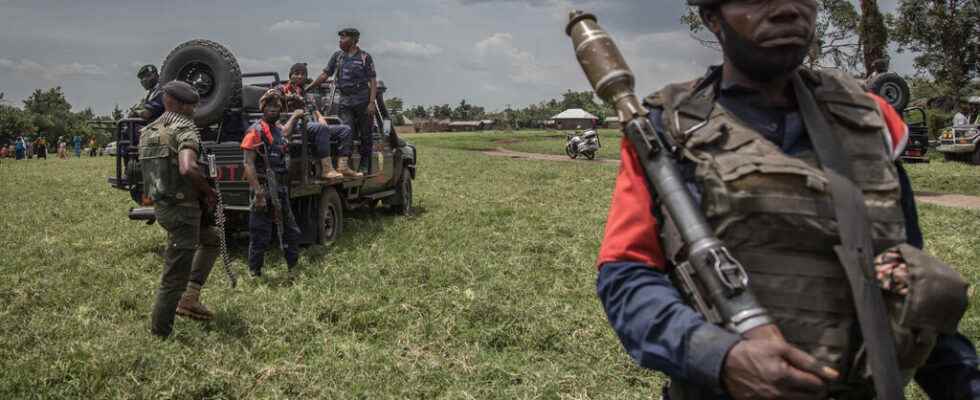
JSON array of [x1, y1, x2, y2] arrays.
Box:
[[320, 158, 342, 180], [337, 157, 363, 178], [176, 283, 214, 321]]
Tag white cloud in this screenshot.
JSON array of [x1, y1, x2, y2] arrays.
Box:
[[238, 56, 297, 74], [0, 58, 108, 81], [374, 40, 444, 59], [472, 33, 555, 84], [267, 19, 321, 33]]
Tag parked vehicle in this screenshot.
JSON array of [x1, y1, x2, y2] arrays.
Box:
[[937, 124, 980, 164], [565, 129, 601, 160], [900, 107, 929, 162], [107, 40, 418, 245], [103, 141, 117, 156]]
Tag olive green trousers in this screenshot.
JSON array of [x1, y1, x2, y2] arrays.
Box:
[[150, 204, 219, 337]]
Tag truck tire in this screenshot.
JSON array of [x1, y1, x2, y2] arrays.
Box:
[[868, 72, 910, 112], [318, 187, 343, 245], [160, 40, 242, 127], [972, 147, 980, 165], [391, 172, 413, 215]]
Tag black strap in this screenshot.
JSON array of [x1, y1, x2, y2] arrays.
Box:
[[791, 72, 903, 400]]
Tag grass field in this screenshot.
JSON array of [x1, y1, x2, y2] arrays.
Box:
[[0, 131, 977, 399]]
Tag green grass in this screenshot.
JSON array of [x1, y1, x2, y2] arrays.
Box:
[[0, 136, 977, 399], [903, 150, 980, 196], [411, 129, 623, 161]]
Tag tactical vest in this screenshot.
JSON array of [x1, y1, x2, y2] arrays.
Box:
[[249, 121, 289, 177], [650, 69, 927, 383], [332, 50, 372, 96], [139, 114, 199, 207]]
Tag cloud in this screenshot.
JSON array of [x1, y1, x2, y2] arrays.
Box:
[[472, 33, 556, 84], [238, 56, 297, 74], [267, 19, 321, 32], [374, 40, 444, 59], [0, 58, 108, 81]]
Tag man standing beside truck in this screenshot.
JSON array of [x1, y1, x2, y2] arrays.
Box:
[[307, 27, 378, 175], [139, 81, 220, 338], [241, 90, 304, 278]]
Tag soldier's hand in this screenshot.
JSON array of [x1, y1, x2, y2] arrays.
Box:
[[723, 325, 839, 400], [366, 102, 377, 116], [292, 109, 306, 118]]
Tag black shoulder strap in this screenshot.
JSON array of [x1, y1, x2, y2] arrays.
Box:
[[791, 72, 903, 400]]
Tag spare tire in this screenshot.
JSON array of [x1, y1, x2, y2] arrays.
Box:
[[868, 72, 910, 112], [160, 39, 242, 127]]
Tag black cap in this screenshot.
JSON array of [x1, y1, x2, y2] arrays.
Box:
[[687, 0, 723, 5], [161, 81, 200, 104], [338, 28, 360, 38], [137, 64, 158, 78]]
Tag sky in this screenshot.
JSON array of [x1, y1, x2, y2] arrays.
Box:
[[0, 0, 907, 115]]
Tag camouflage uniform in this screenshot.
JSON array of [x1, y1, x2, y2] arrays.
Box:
[[139, 111, 218, 337], [324, 47, 377, 173]]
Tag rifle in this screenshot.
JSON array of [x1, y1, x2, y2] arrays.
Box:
[[258, 135, 286, 252], [207, 153, 238, 288], [565, 11, 771, 335]]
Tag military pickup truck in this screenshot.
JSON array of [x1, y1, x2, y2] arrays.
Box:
[[108, 40, 417, 245]]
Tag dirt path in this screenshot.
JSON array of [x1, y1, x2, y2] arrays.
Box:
[[483, 147, 619, 165], [485, 148, 980, 210]]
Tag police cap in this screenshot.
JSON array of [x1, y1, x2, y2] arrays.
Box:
[[161, 81, 200, 104], [338, 28, 360, 38], [137, 64, 158, 78]]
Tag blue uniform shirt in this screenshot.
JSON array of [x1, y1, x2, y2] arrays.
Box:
[[324, 49, 376, 106], [597, 85, 980, 398], [143, 87, 164, 122]]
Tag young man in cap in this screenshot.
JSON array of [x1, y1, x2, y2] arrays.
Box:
[[129, 64, 165, 122], [595, 1, 980, 399], [139, 80, 220, 337], [240, 89, 305, 277], [276, 62, 359, 180], [307, 27, 379, 175]]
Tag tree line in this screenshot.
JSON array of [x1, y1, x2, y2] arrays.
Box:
[[392, 90, 614, 130], [0, 88, 122, 147]]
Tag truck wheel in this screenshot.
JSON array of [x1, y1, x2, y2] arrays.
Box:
[[392, 172, 413, 215], [972, 147, 980, 165], [868, 72, 910, 112], [944, 152, 958, 162], [584, 150, 596, 160], [318, 187, 343, 245], [160, 39, 242, 127]]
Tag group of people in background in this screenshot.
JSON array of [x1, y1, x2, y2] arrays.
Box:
[[2, 134, 100, 160]]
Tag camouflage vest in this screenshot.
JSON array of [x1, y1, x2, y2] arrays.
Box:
[[139, 113, 199, 207], [650, 69, 930, 382]]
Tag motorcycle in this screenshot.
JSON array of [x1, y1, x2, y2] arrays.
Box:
[[565, 129, 601, 160]]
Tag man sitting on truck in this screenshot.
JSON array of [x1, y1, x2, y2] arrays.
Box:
[[241, 90, 305, 277], [275, 62, 360, 180]]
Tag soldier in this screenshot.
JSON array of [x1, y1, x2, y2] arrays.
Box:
[[240, 90, 304, 277], [139, 81, 219, 338], [595, 1, 979, 399], [275, 62, 359, 179], [307, 27, 379, 175], [130, 64, 165, 122]]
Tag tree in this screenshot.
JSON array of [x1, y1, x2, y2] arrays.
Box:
[[683, 0, 865, 73], [859, 0, 889, 74], [0, 105, 35, 144], [385, 97, 405, 125], [431, 104, 453, 119], [892, 0, 980, 99], [111, 105, 124, 121]]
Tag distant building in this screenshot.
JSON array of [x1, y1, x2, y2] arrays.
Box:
[[604, 116, 621, 129], [551, 108, 598, 130], [413, 118, 452, 133]]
